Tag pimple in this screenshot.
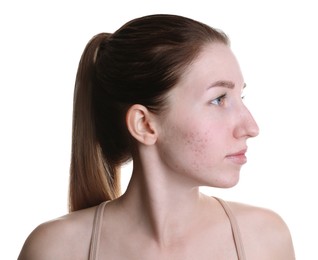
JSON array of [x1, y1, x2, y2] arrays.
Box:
[[183, 131, 208, 154], [181, 131, 209, 171]]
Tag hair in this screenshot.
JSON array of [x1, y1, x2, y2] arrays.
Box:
[[69, 14, 229, 212]]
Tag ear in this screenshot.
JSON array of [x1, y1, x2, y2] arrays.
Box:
[[126, 104, 158, 145]]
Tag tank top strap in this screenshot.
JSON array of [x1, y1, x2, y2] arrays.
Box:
[[213, 197, 246, 260], [88, 198, 245, 259], [89, 201, 109, 260]]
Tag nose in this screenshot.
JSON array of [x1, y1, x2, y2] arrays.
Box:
[[233, 105, 259, 139]]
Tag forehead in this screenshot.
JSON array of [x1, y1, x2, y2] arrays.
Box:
[[176, 43, 244, 91], [164, 43, 245, 108]]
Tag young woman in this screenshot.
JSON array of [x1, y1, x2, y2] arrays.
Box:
[[18, 14, 295, 259]]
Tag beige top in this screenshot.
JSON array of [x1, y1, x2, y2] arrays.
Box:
[[88, 197, 246, 260]]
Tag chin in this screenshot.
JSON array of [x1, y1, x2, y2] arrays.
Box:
[[194, 169, 241, 188], [221, 180, 239, 189], [214, 173, 240, 189]]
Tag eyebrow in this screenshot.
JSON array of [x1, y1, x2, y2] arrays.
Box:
[[207, 80, 246, 90]]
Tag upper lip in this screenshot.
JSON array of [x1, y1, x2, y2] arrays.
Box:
[[226, 148, 247, 157]]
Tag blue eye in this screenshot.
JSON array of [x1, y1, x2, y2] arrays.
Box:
[[211, 94, 226, 106]]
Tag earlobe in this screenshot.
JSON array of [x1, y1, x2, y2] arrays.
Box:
[[126, 104, 158, 145]]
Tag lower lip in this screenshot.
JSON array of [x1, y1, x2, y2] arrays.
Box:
[[226, 154, 247, 165]]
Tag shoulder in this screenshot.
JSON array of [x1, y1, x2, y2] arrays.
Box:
[[18, 205, 98, 260], [226, 200, 295, 259]]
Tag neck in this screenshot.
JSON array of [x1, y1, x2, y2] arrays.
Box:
[[118, 154, 207, 247]]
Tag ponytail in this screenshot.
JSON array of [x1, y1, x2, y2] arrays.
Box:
[[69, 33, 121, 212]]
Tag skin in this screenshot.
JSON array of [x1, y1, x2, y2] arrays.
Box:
[[18, 43, 295, 260]]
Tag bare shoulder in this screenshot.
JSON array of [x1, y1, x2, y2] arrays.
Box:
[[226, 200, 295, 260], [18, 205, 97, 260]]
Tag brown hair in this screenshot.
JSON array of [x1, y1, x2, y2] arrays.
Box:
[[69, 14, 229, 211]]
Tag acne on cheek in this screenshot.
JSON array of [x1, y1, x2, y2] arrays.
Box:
[[180, 131, 212, 175], [183, 131, 209, 159]]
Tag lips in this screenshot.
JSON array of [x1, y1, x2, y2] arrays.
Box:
[[225, 148, 247, 165]]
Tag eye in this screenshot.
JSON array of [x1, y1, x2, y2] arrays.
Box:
[[210, 94, 226, 106]]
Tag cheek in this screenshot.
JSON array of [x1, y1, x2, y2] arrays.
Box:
[[184, 131, 210, 158], [158, 126, 204, 169], [176, 125, 219, 170], [158, 115, 225, 173]]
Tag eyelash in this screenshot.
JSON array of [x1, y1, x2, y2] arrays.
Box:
[[210, 94, 227, 106], [210, 93, 245, 106]]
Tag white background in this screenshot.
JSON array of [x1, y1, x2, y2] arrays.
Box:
[[1, 0, 317, 259]]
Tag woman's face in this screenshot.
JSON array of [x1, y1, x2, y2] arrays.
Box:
[[155, 43, 259, 188]]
